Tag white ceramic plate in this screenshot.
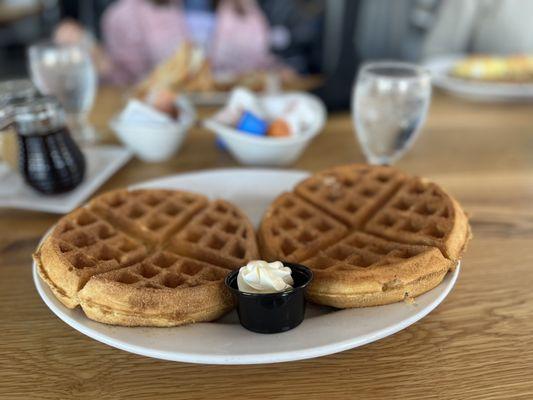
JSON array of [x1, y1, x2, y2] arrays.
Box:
[[424, 54, 533, 102], [0, 145, 131, 213], [33, 169, 460, 364]]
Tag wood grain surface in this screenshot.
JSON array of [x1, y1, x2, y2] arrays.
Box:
[[1, 87, 533, 399]]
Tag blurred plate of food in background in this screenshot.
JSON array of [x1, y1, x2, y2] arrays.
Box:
[[424, 54, 533, 101], [133, 42, 318, 106]]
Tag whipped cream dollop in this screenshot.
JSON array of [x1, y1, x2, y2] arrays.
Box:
[[237, 260, 294, 294]]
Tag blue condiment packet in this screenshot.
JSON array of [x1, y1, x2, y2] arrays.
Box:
[[236, 111, 268, 136]]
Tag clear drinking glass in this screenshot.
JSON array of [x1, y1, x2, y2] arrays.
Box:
[[352, 61, 431, 165], [28, 41, 97, 144]]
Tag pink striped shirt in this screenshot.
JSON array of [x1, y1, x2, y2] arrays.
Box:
[[102, 0, 274, 85]]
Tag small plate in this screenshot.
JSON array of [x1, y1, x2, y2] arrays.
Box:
[[424, 54, 533, 102], [0, 145, 131, 213], [33, 169, 460, 364]]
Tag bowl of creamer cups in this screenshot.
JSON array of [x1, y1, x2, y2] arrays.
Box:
[[225, 262, 313, 334], [204, 88, 326, 166], [110, 96, 195, 162]]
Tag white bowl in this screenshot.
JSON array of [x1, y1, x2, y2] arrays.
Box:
[[203, 92, 326, 166], [110, 98, 195, 163]]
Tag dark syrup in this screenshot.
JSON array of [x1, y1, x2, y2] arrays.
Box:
[[18, 127, 85, 194]]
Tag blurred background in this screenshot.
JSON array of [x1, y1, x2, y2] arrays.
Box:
[[0, 0, 468, 110], [2, 0, 531, 109], [1, 0, 533, 203]]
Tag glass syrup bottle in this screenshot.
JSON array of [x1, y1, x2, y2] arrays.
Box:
[[12, 96, 86, 194]]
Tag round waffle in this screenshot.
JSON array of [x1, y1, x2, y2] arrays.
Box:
[[34, 189, 259, 327], [259, 164, 471, 308]]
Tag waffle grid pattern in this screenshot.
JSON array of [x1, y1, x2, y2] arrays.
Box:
[[54, 208, 148, 272], [263, 166, 462, 271], [295, 166, 407, 228], [260, 193, 348, 262], [170, 200, 258, 268], [100, 252, 231, 291], [304, 232, 431, 272], [50, 190, 257, 293], [90, 189, 208, 244], [365, 179, 452, 245]]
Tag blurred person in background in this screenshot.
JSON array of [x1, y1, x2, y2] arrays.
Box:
[[261, 0, 324, 74], [423, 0, 533, 57], [315, 0, 439, 110], [53, 0, 277, 85]]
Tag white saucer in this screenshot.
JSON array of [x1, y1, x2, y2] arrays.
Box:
[[33, 169, 460, 364], [0, 145, 131, 214]]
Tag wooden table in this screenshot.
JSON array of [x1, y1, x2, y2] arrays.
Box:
[[1, 87, 532, 399]]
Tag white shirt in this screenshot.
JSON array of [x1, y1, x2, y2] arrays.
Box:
[[424, 0, 533, 57]]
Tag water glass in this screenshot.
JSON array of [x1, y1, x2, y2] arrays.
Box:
[[352, 61, 431, 165], [28, 41, 97, 144]]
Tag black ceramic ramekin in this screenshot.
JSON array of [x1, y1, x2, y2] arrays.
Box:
[[225, 262, 313, 334]]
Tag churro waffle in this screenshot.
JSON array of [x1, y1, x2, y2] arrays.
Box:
[[295, 165, 407, 228], [168, 200, 259, 269], [259, 164, 471, 308], [258, 193, 348, 262], [304, 232, 453, 307], [365, 177, 470, 260], [35, 189, 259, 326], [78, 252, 233, 327], [89, 189, 208, 245], [36, 208, 148, 308]]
